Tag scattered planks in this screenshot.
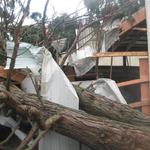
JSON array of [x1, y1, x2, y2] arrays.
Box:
[[92, 51, 148, 58]]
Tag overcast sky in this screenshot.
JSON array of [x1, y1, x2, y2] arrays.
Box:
[[25, 0, 85, 24], [31, 0, 84, 14]]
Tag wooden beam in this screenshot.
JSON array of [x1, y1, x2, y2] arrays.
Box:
[[139, 58, 150, 115], [92, 51, 148, 58], [117, 78, 149, 88], [133, 27, 147, 32], [129, 101, 150, 109], [120, 7, 146, 36], [0, 67, 26, 83]]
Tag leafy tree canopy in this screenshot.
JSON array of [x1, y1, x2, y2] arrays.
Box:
[[30, 12, 42, 23], [20, 13, 77, 51], [84, 0, 145, 19]]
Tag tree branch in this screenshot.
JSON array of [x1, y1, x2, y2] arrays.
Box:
[[26, 115, 60, 150], [42, 0, 50, 48], [5, 0, 31, 90], [16, 122, 39, 150], [59, 17, 106, 67]]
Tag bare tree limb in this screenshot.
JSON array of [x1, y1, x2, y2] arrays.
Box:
[[6, 0, 32, 90], [16, 122, 39, 150], [59, 17, 104, 67], [26, 115, 60, 150], [42, 0, 50, 48], [27, 69, 44, 108]]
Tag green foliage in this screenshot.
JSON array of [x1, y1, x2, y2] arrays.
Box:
[[30, 12, 42, 23], [20, 25, 44, 45], [117, 0, 145, 18], [0, 52, 5, 66], [0, 40, 6, 66], [0, 0, 19, 66], [20, 13, 77, 51], [84, 0, 145, 19], [0, 0, 16, 39], [51, 13, 77, 50], [84, 0, 102, 15]]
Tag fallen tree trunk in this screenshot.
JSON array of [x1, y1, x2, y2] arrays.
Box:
[[75, 85, 150, 127], [0, 84, 150, 150]]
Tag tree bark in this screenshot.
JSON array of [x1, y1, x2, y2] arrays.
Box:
[[75, 85, 150, 127], [0, 84, 150, 150]]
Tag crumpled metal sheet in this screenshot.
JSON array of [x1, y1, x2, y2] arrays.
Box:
[[69, 19, 120, 76], [51, 38, 67, 53], [73, 78, 127, 104], [5, 41, 43, 74], [69, 27, 97, 76], [5, 41, 91, 150], [101, 19, 120, 52]]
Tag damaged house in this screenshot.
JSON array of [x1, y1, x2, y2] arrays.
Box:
[[64, 5, 149, 115], [0, 0, 150, 150]]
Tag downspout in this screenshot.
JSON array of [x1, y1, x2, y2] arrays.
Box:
[[145, 0, 150, 84]]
